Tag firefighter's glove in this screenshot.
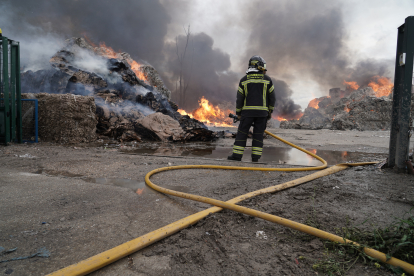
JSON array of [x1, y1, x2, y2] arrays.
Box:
[[267, 112, 272, 121], [238, 115, 241, 120]]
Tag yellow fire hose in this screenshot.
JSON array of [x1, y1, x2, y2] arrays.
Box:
[[48, 130, 414, 276]]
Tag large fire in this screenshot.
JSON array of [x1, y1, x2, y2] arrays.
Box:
[[293, 76, 394, 121], [308, 98, 321, 109], [83, 36, 148, 82], [343, 76, 393, 96], [178, 97, 233, 127], [274, 111, 303, 122], [97, 42, 148, 82], [368, 76, 394, 97], [343, 80, 360, 91]]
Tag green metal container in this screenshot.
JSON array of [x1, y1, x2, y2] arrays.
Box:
[[0, 36, 22, 145]]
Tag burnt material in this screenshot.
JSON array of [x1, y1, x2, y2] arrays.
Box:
[[20, 37, 216, 142], [280, 87, 414, 131], [179, 115, 208, 131], [134, 123, 161, 141], [136, 92, 181, 120]]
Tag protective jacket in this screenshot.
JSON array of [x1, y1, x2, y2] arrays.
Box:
[[236, 72, 276, 117]]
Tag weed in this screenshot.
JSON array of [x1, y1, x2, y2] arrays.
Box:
[[312, 207, 414, 275], [312, 246, 361, 276]]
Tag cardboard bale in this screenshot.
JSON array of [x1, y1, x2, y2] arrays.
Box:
[[22, 93, 97, 143]]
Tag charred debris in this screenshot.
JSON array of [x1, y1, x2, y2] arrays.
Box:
[[21, 37, 220, 143], [281, 87, 414, 131]]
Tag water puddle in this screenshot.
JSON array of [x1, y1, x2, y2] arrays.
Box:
[[83, 177, 190, 195], [122, 145, 384, 166], [35, 169, 84, 178]]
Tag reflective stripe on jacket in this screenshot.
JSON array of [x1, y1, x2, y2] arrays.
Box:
[[236, 72, 276, 117]]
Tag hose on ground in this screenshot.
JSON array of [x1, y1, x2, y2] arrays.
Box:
[[47, 130, 414, 276]]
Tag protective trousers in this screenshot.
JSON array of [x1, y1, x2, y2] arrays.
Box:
[[232, 116, 267, 160]]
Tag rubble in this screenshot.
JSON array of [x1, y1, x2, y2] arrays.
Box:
[[135, 113, 184, 141], [136, 92, 180, 120], [280, 87, 412, 131], [140, 65, 172, 99], [21, 37, 216, 142]]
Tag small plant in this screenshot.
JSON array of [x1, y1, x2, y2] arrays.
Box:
[[312, 208, 414, 275], [312, 245, 362, 276], [365, 208, 414, 273]]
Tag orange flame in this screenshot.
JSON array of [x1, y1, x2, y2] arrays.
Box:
[[95, 42, 148, 83], [136, 188, 144, 195], [177, 109, 192, 117], [129, 60, 149, 83], [368, 76, 393, 97], [343, 81, 359, 91], [97, 42, 119, 59], [309, 149, 317, 155], [276, 116, 287, 121], [342, 151, 348, 158], [82, 34, 97, 47], [344, 106, 350, 112], [308, 98, 321, 109], [178, 97, 233, 127], [274, 111, 303, 122]]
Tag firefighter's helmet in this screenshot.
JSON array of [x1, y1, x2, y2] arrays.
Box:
[[248, 55, 267, 71]]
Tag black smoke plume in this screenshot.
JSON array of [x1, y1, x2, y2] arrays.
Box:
[[1, 0, 240, 112], [162, 32, 239, 110], [241, 0, 393, 117], [2, 0, 396, 120], [0, 0, 170, 70], [272, 79, 303, 120]]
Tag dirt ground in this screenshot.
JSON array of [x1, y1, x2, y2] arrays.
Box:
[[0, 128, 413, 276]]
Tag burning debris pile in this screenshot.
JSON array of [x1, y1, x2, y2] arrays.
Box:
[[280, 85, 410, 131], [21, 37, 216, 142], [178, 97, 234, 127]]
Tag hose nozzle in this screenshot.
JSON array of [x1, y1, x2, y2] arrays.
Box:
[[229, 113, 239, 123]]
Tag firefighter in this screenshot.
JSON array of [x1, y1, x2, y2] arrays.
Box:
[[0, 28, 2, 38], [228, 55, 276, 162]]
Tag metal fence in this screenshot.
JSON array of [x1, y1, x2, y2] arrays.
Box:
[[0, 36, 22, 144]]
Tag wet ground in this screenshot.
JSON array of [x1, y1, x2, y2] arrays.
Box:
[[120, 143, 385, 166], [0, 128, 413, 276]]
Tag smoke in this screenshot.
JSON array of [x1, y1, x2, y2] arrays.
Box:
[[0, 0, 170, 69], [162, 32, 239, 110], [95, 97, 155, 117], [2, 0, 397, 120], [241, 0, 393, 91], [0, 2, 64, 71], [72, 49, 111, 77], [271, 79, 303, 120]]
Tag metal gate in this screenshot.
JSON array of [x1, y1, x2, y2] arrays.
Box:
[[0, 35, 22, 144]]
